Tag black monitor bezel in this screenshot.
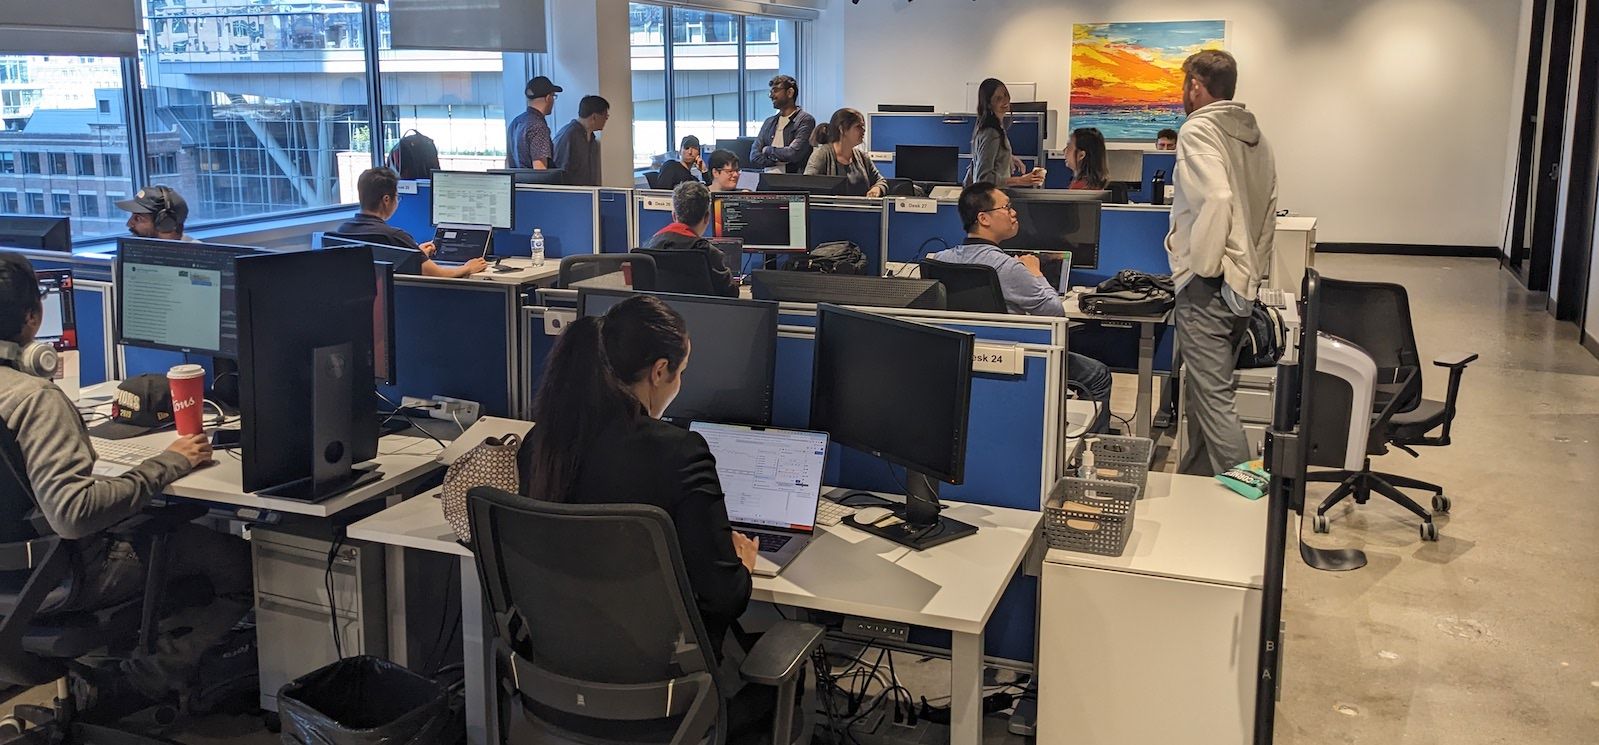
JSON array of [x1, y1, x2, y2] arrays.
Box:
[[114, 237, 260, 358], [429, 169, 516, 230]]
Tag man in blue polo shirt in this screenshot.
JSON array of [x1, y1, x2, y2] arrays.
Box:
[[507, 76, 561, 170], [929, 181, 1114, 433]]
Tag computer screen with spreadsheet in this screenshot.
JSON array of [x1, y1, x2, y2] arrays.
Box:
[[691, 422, 829, 532]]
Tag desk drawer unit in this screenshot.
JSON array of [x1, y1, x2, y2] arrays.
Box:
[[1177, 365, 1276, 461]]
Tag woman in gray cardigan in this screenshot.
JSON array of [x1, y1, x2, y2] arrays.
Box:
[[968, 78, 1046, 188], [804, 108, 888, 198]]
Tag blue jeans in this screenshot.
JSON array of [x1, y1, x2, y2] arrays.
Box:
[[1069, 352, 1114, 434]]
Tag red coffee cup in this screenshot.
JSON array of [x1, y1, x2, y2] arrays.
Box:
[[167, 364, 207, 436]]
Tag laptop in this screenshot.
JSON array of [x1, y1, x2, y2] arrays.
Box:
[[691, 421, 830, 577], [431, 224, 493, 264], [1001, 249, 1073, 294]]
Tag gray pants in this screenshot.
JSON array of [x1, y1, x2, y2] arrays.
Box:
[[1174, 275, 1251, 476]]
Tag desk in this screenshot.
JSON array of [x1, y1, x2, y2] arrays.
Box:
[[462, 257, 559, 287], [1061, 292, 1166, 439], [349, 489, 1041, 745]]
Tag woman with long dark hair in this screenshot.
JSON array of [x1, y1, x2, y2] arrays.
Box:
[[968, 78, 1046, 188], [1064, 127, 1110, 190], [804, 107, 888, 197], [521, 295, 757, 652]]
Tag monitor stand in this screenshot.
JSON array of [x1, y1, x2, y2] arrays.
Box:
[[256, 343, 384, 503], [844, 470, 977, 551]]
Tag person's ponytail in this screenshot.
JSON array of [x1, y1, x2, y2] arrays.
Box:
[[524, 316, 635, 501], [811, 122, 836, 146]]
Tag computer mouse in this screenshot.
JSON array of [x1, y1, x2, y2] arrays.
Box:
[[852, 506, 895, 525]]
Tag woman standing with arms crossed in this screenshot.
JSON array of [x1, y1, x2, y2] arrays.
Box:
[[968, 78, 1046, 188]]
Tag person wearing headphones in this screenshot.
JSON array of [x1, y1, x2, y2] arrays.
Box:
[[116, 186, 194, 241], [0, 252, 250, 721]]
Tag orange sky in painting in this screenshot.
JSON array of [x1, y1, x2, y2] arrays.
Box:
[[1071, 28, 1188, 106]]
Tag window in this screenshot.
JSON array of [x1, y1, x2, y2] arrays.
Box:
[[21, 153, 42, 174], [49, 153, 69, 175], [147, 153, 178, 176], [51, 193, 71, 216], [78, 194, 100, 217], [0, 152, 13, 174], [105, 155, 122, 178], [744, 18, 797, 137], [26, 192, 44, 214], [1, 193, 17, 213], [671, 10, 741, 149], [631, 3, 667, 170], [373, 6, 506, 173], [74, 153, 97, 176], [139, 0, 374, 223]]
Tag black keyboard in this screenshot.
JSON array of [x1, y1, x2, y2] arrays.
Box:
[[754, 533, 792, 553]]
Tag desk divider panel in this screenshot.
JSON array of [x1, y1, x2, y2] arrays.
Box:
[[1136, 151, 1177, 204], [599, 188, 634, 253], [632, 193, 886, 277], [381, 278, 520, 417], [633, 189, 676, 247], [73, 281, 112, 386], [868, 113, 1044, 158], [389, 181, 601, 260], [886, 200, 965, 264]]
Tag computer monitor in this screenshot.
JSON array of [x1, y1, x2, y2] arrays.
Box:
[[1106, 149, 1143, 184], [322, 234, 427, 276], [373, 261, 397, 386], [1011, 101, 1048, 113], [34, 269, 76, 351], [895, 145, 960, 184], [750, 271, 947, 310], [0, 216, 71, 252], [115, 238, 258, 358], [999, 191, 1102, 269], [430, 170, 514, 229], [711, 192, 809, 252], [878, 104, 936, 113], [577, 288, 777, 426], [714, 137, 756, 160], [757, 173, 848, 196], [235, 246, 379, 500], [809, 304, 977, 549]]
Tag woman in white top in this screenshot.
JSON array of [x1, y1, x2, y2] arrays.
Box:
[[803, 108, 888, 198]]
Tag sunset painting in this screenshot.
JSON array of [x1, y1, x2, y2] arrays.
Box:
[[1069, 21, 1228, 140]]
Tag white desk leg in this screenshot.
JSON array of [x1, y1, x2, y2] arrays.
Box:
[[1134, 321, 1156, 438], [949, 630, 985, 745], [460, 556, 497, 745]]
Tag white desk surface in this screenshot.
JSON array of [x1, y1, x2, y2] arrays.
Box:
[[349, 487, 1041, 635], [460, 257, 559, 285], [1044, 472, 1268, 590], [1275, 216, 1317, 232]]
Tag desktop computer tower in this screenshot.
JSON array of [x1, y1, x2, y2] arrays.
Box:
[[251, 520, 387, 714]]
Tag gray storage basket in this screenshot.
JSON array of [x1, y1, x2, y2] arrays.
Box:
[[1044, 477, 1141, 557], [1080, 435, 1153, 493]]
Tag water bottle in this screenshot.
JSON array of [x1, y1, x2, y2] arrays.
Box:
[[530, 229, 545, 267], [1150, 170, 1167, 206]]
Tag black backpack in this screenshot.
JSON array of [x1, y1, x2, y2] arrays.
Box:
[[791, 241, 867, 275], [387, 130, 440, 180], [1237, 299, 1287, 368], [1078, 270, 1176, 316]]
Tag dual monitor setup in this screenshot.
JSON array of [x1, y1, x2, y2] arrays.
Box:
[[115, 237, 399, 502], [576, 288, 977, 550]]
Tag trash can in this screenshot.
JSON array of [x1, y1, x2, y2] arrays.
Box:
[[279, 656, 460, 745]]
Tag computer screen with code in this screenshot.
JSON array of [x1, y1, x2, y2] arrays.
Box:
[[712, 192, 809, 251]]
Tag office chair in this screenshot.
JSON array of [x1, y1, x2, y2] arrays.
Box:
[[557, 254, 656, 291], [634, 248, 722, 296], [644, 171, 661, 190], [1304, 276, 1478, 541], [465, 486, 823, 745], [0, 416, 208, 743], [919, 258, 1007, 313]]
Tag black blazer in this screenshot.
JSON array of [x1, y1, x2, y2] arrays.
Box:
[[519, 414, 751, 652]]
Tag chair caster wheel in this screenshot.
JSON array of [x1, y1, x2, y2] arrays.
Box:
[[0, 715, 26, 736], [1420, 522, 1439, 542], [1312, 515, 1330, 534], [1431, 494, 1451, 514]]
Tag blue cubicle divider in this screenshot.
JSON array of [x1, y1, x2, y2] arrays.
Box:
[[380, 280, 516, 417], [72, 286, 109, 386], [636, 204, 674, 246], [885, 201, 964, 263], [599, 189, 632, 253], [634, 194, 884, 277], [1136, 151, 1177, 204], [391, 181, 600, 259], [122, 348, 216, 383], [1081, 207, 1172, 287]]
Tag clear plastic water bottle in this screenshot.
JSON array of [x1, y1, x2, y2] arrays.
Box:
[[530, 229, 545, 267]]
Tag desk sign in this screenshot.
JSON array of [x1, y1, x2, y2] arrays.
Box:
[[397, 180, 418, 195], [973, 343, 1024, 375], [894, 197, 937, 214], [641, 195, 674, 212], [868, 150, 894, 162]]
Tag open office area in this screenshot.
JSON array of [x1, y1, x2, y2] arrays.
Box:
[[1, 1, 1597, 744]]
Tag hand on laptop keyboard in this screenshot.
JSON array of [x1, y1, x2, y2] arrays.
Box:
[[732, 532, 758, 573]]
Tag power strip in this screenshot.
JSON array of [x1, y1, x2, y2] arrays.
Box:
[[397, 395, 482, 427], [843, 617, 909, 643]]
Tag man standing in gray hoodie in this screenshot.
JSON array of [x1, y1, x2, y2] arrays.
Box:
[[1165, 50, 1278, 476]]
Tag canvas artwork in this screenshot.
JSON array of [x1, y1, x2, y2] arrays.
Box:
[[1069, 21, 1228, 140]]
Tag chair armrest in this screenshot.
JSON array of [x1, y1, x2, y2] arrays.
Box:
[[1432, 352, 1479, 369], [738, 621, 824, 686], [105, 503, 208, 541]]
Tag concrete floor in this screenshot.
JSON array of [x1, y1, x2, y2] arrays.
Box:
[[5, 255, 1595, 744]]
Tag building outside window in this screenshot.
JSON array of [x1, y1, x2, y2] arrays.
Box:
[[0, 152, 13, 174], [78, 194, 100, 217], [25, 192, 44, 214], [51, 192, 71, 216], [49, 153, 69, 175], [1, 193, 16, 213]]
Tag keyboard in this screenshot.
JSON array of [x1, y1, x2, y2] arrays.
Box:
[[754, 533, 793, 553], [1258, 287, 1288, 308], [90, 438, 163, 477], [816, 498, 858, 527]]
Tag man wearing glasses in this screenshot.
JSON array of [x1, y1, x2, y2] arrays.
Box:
[[508, 75, 561, 170], [927, 181, 1114, 433], [552, 95, 611, 186], [706, 149, 744, 192]]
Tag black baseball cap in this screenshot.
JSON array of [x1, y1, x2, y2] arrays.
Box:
[[89, 374, 176, 440], [680, 135, 702, 152], [525, 76, 562, 99], [114, 186, 189, 225]]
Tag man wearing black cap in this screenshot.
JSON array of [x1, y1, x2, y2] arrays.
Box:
[[0, 252, 250, 719], [508, 75, 562, 170], [116, 185, 194, 241], [654, 135, 704, 191]]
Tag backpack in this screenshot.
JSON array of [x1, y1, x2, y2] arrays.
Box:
[[791, 241, 867, 275], [1078, 270, 1176, 316], [1237, 299, 1287, 368], [387, 130, 440, 180]]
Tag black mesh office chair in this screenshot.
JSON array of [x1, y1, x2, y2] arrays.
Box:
[[0, 416, 207, 743], [644, 172, 662, 190], [558, 254, 656, 291], [919, 258, 1006, 313], [1304, 276, 1478, 541], [465, 486, 823, 745], [633, 248, 721, 296]]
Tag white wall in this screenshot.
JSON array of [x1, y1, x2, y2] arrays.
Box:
[[809, 0, 1524, 247]]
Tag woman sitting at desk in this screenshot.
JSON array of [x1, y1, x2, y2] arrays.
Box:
[[967, 78, 1046, 189], [519, 295, 758, 656], [1064, 127, 1110, 190], [803, 108, 888, 198]]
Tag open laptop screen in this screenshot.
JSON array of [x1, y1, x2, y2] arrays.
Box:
[[691, 422, 829, 532]]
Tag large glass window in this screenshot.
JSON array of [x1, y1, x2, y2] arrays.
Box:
[[373, 6, 506, 177], [630, 3, 667, 171], [0, 54, 134, 238], [138, 0, 373, 224], [75, 153, 97, 176], [744, 18, 797, 137], [0, 193, 16, 213], [670, 9, 740, 150]]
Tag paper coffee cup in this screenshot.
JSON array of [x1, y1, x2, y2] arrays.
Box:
[[167, 364, 207, 436]]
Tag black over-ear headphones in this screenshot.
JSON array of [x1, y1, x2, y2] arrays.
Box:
[[146, 186, 181, 234]]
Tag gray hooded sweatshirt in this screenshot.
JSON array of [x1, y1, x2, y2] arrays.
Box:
[[1164, 100, 1278, 302]]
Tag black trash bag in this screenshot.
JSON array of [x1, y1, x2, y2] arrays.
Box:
[[279, 655, 459, 745]]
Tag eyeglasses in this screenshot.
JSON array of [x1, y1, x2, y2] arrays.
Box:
[[981, 202, 1016, 215]]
